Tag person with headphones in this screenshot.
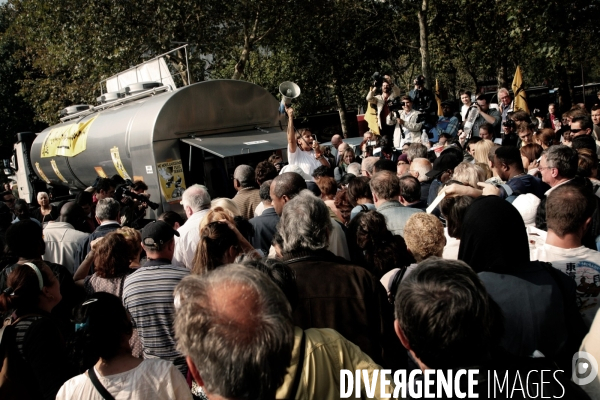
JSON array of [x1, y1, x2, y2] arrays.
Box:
[[0, 260, 74, 399]]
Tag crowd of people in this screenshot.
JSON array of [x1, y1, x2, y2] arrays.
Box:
[[1, 82, 600, 400]]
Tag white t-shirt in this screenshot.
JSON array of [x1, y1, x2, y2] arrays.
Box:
[[442, 227, 460, 260], [461, 104, 471, 121], [56, 359, 192, 400], [287, 146, 321, 181], [531, 242, 600, 326]]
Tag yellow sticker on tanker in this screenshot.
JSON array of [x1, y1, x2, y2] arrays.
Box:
[[157, 160, 187, 202], [94, 167, 108, 178], [40, 116, 97, 158], [35, 163, 51, 184], [110, 146, 131, 180], [50, 159, 68, 183]]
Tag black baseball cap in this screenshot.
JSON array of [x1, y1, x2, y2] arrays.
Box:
[[141, 220, 180, 248], [426, 153, 462, 179]]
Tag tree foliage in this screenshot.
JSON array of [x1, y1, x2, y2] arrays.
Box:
[[0, 0, 598, 152]]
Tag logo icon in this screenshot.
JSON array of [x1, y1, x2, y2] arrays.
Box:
[[572, 351, 599, 386]]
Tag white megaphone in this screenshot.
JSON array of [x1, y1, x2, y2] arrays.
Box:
[[279, 81, 301, 113]]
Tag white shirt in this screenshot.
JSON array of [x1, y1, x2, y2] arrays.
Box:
[[287, 146, 321, 181], [56, 359, 192, 400], [43, 221, 89, 274], [461, 104, 471, 121], [531, 239, 600, 326], [172, 209, 210, 269], [442, 227, 460, 260], [254, 201, 266, 217]]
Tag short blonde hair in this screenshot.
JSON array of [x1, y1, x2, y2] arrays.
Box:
[[473, 140, 494, 165], [453, 162, 487, 188], [210, 198, 240, 217], [404, 213, 445, 262]]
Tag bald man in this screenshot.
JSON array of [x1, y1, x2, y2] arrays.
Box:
[[43, 201, 89, 274], [331, 134, 344, 164], [408, 158, 433, 203]]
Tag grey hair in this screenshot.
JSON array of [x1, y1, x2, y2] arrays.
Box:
[[182, 184, 211, 212], [497, 87, 510, 97], [37, 192, 48, 200], [174, 265, 294, 400], [95, 198, 120, 221], [234, 165, 256, 188], [544, 145, 578, 179], [278, 189, 332, 253], [347, 162, 361, 177], [406, 143, 428, 163]]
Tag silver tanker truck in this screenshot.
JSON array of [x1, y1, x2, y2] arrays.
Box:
[[11, 79, 289, 218]]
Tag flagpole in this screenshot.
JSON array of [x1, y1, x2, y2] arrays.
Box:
[[581, 64, 585, 104]]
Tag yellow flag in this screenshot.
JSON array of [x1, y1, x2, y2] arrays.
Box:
[[364, 102, 380, 135], [435, 79, 442, 116], [511, 66, 529, 113]]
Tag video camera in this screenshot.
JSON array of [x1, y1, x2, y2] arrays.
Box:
[[503, 119, 516, 130], [371, 72, 384, 95], [115, 180, 159, 210]]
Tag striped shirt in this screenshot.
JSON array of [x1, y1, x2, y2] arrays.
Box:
[[122, 260, 189, 375]]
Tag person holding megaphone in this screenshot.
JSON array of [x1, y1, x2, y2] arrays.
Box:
[[285, 107, 329, 180]]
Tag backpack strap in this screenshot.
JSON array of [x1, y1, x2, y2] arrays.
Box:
[[88, 367, 116, 400], [387, 266, 409, 304]]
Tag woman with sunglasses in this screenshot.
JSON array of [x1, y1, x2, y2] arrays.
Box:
[[0, 260, 74, 399], [57, 292, 192, 399]]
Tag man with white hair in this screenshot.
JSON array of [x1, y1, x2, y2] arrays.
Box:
[[498, 87, 513, 133], [346, 162, 361, 177], [173, 184, 211, 269], [408, 157, 433, 203], [270, 172, 350, 259], [277, 190, 399, 367], [231, 164, 261, 219]]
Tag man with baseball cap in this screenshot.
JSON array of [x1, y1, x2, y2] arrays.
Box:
[[123, 221, 190, 375]]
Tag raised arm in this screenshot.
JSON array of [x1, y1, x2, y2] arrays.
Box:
[[286, 107, 298, 154]]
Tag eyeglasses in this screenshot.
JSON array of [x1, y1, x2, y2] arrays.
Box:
[[538, 166, 554, 171], [402, 102, 411, 106], [570, 128, 585, 134]]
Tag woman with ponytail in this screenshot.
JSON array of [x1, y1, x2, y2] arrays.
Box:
[[0, 260, 74, 399], [57, 292, 191, 399], [191, 220, 259, 275], [346, 210, 412, 279]]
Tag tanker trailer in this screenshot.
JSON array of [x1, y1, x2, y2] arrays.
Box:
[[16, 79, 289, 218]]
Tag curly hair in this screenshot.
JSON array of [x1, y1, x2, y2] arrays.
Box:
[[116, 227, 142, 261], [347, 211, 412, 278], [93, 232, 132, 278], [403, 213, 446, 262]]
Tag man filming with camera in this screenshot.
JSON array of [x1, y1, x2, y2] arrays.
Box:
[[387, 96, 428, 148], [470, 94, 501, 138], [366, 75, 397, 144]]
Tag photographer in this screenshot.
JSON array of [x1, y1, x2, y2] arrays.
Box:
[[366, 75, 397, 143], [114, 180, 159, 228], [502, 112, 519, 147], [386, 96, 428, 148], [409, 75, 436, 114], [470, 94, 501, 138]]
